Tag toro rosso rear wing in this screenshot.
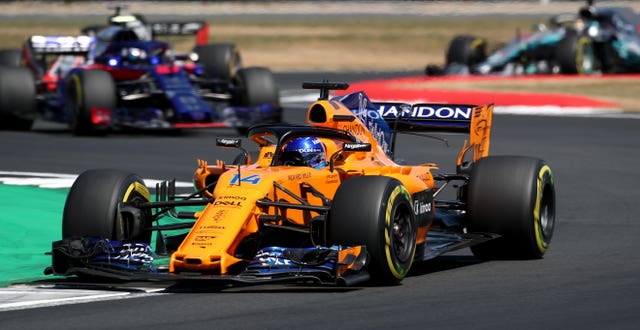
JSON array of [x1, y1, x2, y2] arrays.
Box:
[[376, 102, 494, 165], [150, 21, 209, 46]]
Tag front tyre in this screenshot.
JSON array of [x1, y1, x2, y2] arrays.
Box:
[[193, 43, 241, 81], [556, 29, 595, 74], [233, 67, 280, 108], [467, 156, 555, 259], [0, 66, 36, 130], [328, 176, 416, 285], [445, 35, 487, 68], [62, 169, 152, 244], [65, 70, 116, 135]]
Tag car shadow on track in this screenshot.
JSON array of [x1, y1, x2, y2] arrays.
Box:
[[407, 254, 486, 278]]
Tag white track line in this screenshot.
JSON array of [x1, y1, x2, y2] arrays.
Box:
[[0, 171, 193, 189]]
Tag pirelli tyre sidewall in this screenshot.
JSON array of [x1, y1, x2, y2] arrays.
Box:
[[0, 66, 36, 130], [556, 29, 595, 74], [193, 43, 241, 81], [467, 156, 555, 259], [328, 176, 417, 285], [66, 69, 116, 135], [445, 35, 487, 67], [62, 169, 152, 243]]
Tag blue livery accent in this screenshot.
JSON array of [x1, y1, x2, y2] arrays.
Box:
[[332, 91, 393, 156]]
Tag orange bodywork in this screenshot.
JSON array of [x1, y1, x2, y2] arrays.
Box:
[[170, 97, 493, 274]]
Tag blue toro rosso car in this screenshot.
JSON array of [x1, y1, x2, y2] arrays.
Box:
[[426, 0, 640, 76], [0, 15, 281, 135]]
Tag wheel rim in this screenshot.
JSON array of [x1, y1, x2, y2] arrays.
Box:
[[577, 38, 594, 74], [539, 188, 555, 243], [391, 205, 414, 264]]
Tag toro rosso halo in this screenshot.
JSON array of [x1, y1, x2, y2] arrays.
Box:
[[47, 82, 556, 287]]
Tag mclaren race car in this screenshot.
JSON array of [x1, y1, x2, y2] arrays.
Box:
[[426, 0, 640, 76], [46, 81, 555, 286], [0, 9, 280, 134]]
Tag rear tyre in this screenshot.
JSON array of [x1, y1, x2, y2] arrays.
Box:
[[233, 67, 280, 108], [467, 156, 555, 259], [0, 49, 22, 67], [328, 176, 416, 285], [232, 67, 281, 135], [0, 66, 36, 130], [445, 35, 487, 68], [193, 43, 241, 81], [65, 70, 116, 135], [556, 29, 595, 74], [62, 169, 152, 244]]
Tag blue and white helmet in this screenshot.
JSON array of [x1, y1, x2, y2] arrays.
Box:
[[283, 137, 327, 168]]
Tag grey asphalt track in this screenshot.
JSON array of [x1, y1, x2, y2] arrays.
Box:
[[0, 72, 639, 329]]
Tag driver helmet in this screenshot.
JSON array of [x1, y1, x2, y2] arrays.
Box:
[[282, 137, 327, 169]]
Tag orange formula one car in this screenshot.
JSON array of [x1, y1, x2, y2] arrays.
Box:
[[47, 81, 555, 286]]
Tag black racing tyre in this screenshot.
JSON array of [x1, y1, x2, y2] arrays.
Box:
[[555, 29, 595, 74], [62, 169, 152, 244], [466, 156, 556, 259], [233, 67, 280, 108], [0, 66, 36, 130], [193, 43, 241, 81], [232, 67, 281, 135], [0, 49, 22, 67], [445, 35, 487, 67], [328, 176, 417, 285], [65, 69, 116, 135]]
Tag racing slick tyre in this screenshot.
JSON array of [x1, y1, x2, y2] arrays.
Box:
[[328, 176, 417, 285], [445, 35, 487, 68], [62, 169, 152, 244], [234, 67, 280, 108], [0, 66, 36, 130], [232, 67, 281, 135], [65, 69, 116, 135], [466, 156, 555, 259], [193, 43, 241, 81], [556, 29, 595, 74], [0, 49, 22, 67]]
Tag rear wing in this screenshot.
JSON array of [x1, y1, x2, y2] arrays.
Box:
[[27, 35, 92, 55], [375, 102, 494, 165], [150, 21, 209, 46]]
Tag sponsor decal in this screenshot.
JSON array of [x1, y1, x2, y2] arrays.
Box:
[[213, 200, 242, 207], [288, 172, 312, 181], [263, 151, 274, 159], [325, 173, 339, 184], [412, 189, 434, 227], [216, 138, 242, 148], [194, 235, 217, 241], [343, 143, 371, 151], [413, 199, 432, 215], [217, 195, 247, 201], [377, 104, 473, 120], [209, 209, 227, 223], [151, 22, 205, 35]]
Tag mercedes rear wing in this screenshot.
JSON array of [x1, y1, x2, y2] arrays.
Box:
[[375, 102, 494, 165]]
